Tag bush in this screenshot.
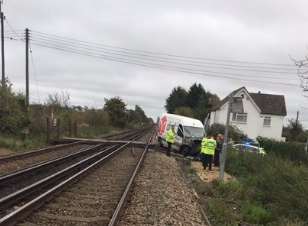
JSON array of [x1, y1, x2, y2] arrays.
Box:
[[0, 82, 29, 134], [242, 202, 271, 224], [225, 150, 308, 224], [257, 137, 308, 164], [207, 198, 240, 225], [208, 123, 246, 142]]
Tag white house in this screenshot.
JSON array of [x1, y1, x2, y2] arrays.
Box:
[[209, 87, 287, 141]]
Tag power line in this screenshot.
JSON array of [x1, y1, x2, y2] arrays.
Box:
[[31, 30, 296, 69], [31, 35, 299, 75], [4, 31, 300, 88], [27, 41, 299, 87], [29, 38, 299, 82]]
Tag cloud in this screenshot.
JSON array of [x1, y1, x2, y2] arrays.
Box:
[[2, 0, 308, 127]]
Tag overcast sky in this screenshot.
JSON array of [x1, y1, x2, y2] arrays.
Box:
[[2, 0, 308, 127]]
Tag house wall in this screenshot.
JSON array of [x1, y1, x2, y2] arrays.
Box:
[[259, 114, 284, 140], [210, 89, 285, 141], [230, 91, 260, 139]]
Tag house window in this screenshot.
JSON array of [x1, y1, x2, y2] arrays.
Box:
[[263, 116, 271, 127], [232, 113, 247, 123]]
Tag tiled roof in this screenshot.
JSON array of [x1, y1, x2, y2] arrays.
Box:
[[212, 87, 287, 116]]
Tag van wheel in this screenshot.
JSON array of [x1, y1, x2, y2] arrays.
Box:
[[182, 146, 191, 157]]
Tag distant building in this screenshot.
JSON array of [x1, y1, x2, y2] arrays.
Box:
[[210, 87, 287, 141]]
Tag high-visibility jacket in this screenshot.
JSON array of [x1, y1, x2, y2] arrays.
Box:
[[166, 129, 175, 144], [201, 138, 217, 155]]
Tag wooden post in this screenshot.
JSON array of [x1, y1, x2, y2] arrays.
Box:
[[46, 117, 50, 143], [68, 118, 72, 137], [73, 121, 77, 137], [56, 118, 61, 141]]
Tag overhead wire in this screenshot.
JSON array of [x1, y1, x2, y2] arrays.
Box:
[[29, 37, 299, 82], [28, 40, 299, 87], [29, 42, 296, 81], [31, 31, 298, 74], [31, 35, 298, 75], [4, 30, 300, 88], [31, 30, 295, 68]]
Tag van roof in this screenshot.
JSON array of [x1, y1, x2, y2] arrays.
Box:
[[162, 113, 204, 128]]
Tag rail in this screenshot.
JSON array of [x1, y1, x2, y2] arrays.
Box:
[[108, 128, 156, 226], [0, 129, 147, 226]]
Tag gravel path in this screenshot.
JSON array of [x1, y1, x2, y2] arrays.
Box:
[[119, 151, 206, 226]]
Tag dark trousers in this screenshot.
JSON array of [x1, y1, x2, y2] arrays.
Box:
[[214, 149, 221, 167], [167, 142, 172, 156], [201, 153, 213, 170]]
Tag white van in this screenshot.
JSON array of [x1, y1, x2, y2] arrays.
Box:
[[157, 113, 205, 156]]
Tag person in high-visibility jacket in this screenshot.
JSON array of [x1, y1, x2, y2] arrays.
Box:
[[201, 135, 217, 170], [165, 126, 176, 156]]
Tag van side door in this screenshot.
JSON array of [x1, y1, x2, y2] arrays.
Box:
[[175, 124, 184, 149]]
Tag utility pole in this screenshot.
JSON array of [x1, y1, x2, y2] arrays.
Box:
[[25, 28, 29, 108], [219, 94, 233, 181], [1, 0, 5, 88], [295, 111, 299, 129]]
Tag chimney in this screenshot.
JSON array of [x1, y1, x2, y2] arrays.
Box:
[[258, 91, 261, 94]]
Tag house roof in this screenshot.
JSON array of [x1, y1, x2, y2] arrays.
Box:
[[212, 86, 245, 111], [249, 93, 287, 116], [212, 87, 287, 116]]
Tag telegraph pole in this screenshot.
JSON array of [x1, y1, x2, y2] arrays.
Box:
[[295, 111, 299, 129], [219, 94, 233, 181], [1, 0, 5, 88], [25, 28, 29, 108]]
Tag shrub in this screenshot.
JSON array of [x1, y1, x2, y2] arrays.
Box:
[[242, 203, 271, 224], [208, 123, 246, 142], [225, 150, 308, 224], [0, 82, 29, 134], [207, 198, 240, 225], [257, 137, 308, 164]]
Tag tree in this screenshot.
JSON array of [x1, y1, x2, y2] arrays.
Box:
[[104, 97, 127, 128], [165, 87, 188, 113], [134, 105, 148, 123], [284, 119, 306, 142], [165, 83, 220, 121], [127, 105, 150, 127], [174, 106, 194, 117], [187, 83, 206, 109], [0, 81, 29, 134]]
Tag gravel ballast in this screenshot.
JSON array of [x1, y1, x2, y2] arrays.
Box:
[[119, 151, 206, 226], [0, 144, 91, 176]]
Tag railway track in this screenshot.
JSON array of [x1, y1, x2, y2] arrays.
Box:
[[0, 128, 155, 226], [0, 129, 140, 176]]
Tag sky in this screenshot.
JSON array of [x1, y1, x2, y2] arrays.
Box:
[[2, 0, 308, 127]]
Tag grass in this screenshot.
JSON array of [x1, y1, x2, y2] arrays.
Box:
[[182, 150, 308, 226], [0, 134, 46, 153], [77, 126, 114, 138]]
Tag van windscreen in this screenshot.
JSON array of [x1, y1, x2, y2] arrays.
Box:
[[183, 126, 204, 137]]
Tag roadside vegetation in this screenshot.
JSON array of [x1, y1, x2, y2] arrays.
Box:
[[184, 148, 308, 226], [179, 118, 308, 225], [0, 81, 152, 153], [197, 132, 308, 226]]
